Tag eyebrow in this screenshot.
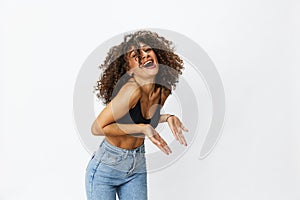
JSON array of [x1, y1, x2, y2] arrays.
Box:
[[128, 50, 135, 54], [140, 44, 150, 48], [127, 45, 151, 55], [127, 50, 136, 58]]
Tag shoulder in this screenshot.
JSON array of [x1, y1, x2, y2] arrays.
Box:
[[160, 86, 171, 106], [117, 78, 141, 109]]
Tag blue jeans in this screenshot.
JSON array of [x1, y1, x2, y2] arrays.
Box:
[[85, 138, 147, 200]]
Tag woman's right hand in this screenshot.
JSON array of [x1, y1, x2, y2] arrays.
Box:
[[142, 124, 172, 155]]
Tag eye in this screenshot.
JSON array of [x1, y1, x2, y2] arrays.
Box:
[[145, 48, 152, 52], [130, 52, 136, 58]]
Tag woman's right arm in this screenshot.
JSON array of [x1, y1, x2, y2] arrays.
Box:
[[91, 121, 146, 136], [91, 82, 172, 154], [91, 82, 142, 136]]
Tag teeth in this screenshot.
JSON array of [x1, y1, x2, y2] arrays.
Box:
[[143, 60, 153, 66]]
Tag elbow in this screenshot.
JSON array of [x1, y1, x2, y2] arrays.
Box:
[[91, 126, 99, 136], [91, 120, 105, 136]]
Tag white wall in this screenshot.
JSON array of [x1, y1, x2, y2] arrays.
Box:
[[1, 0, 299, 199]]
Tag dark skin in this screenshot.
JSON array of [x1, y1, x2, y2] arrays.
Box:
[[91, 43, 188, 155]]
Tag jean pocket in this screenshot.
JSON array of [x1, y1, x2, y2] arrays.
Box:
[[101, 148, 123, 166]]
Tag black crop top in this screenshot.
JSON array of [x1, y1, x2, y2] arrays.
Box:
[[116, 87, 162, 129]]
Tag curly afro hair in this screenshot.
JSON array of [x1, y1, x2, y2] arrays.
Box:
[[94, 30, 184, 105]]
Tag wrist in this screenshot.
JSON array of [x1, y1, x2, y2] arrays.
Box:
[[165, 114, 175, 122], [138, 123, 150, 134]]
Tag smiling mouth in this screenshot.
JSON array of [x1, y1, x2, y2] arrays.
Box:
[[142, 60, 156, 68]]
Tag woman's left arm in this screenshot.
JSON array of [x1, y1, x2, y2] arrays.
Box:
[[158, 89, 189, 146]]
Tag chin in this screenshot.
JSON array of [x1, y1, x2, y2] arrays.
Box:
[[144, 64, 159, 76]]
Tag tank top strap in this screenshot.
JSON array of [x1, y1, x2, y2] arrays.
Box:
[[158, 86, 162, 105]]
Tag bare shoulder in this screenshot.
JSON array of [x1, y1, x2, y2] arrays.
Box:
[[118, 78, 141, 109], [160, 87, 171, 106]]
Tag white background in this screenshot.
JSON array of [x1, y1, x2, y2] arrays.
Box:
[[1, 0, 300, 199]]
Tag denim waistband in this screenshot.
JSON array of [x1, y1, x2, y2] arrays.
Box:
[[100, 138, 145, 154]]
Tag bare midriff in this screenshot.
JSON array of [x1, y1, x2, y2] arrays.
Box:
[[105, 135, 145, 150]]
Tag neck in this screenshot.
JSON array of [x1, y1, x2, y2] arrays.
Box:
[[133, 76, 156, 98]]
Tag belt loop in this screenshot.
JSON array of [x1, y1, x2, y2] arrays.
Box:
[[124, 151, 128, 160], [100, 139, 105, 147]]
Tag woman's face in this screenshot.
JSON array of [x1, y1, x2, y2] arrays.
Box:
[[126, 42, 159, 78]]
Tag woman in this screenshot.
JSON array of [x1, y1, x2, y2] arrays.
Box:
[[85, 30, 189, 200]]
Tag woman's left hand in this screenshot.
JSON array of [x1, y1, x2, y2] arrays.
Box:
[[166, 115, 189, 146]]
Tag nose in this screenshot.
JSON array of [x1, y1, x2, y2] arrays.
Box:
[[141, 50, 149, 60]]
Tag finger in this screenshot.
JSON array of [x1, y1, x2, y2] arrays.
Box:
[[176, 127, 184, 145], [168, 124, 178, 141], [150, 134, 168, 154], [172, 128, 179, 141], [178, 132, 187, 146], [160, 142, 171, 154], [148, 131, 168, 154], [159, 145, 169, 155], [155, 135, 172, 154], [158, 138, 171, 153], [156, 140, 169, 155], [181, 124, 189, 132], [161, 141, 172, 154], [181, 135, 187, 146], [149, 135, 161, 146], [160, 144, 170, 155], [163, 144, 172, 154], [176, 125, 188, 146]]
